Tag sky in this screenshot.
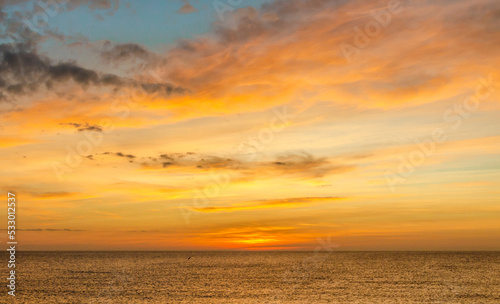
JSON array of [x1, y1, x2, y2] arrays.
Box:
[[0, 0, 499, 251]]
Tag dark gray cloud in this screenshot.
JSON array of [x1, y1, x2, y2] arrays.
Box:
[[98, 41, 171, 83], [0, 43, 186, 102], [102, 152, 137, 159], [100, 42, 152, 63], [104, 150, 357, 179], [271, 152, 355, 178], [60, 123, 104, 132], [212, 0, 347, 44], [141, 152, 240, 170]]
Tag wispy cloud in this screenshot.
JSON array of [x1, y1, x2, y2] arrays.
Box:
[[193, 196, 345, 213], [177, 0, 196, 14]]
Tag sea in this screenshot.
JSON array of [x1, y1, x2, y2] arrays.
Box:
[[3, 251, 500, 303]]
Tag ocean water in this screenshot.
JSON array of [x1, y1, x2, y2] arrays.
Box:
[[4, 251, 500, 303]]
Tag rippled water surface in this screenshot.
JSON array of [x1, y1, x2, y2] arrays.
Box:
[[5, 251, 500, 303]]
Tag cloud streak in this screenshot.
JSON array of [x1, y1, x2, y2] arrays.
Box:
[[193, 196, 345, 213]]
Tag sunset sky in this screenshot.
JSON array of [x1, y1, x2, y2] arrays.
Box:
[[1, 0, 499, 251]]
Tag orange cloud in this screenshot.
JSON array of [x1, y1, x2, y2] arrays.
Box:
[[139, 0, 500, 119]]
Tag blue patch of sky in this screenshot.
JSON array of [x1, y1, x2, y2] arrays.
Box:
[[4, 0, 273, 49]]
